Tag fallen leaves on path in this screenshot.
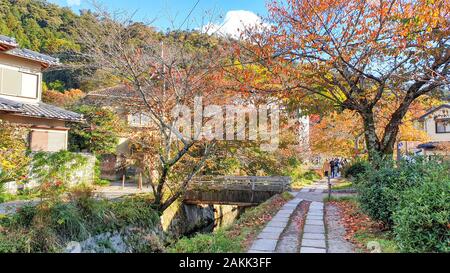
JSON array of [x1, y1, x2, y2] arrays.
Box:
[[329, 200, 384, 252], [294, 201, 310, 231], [226, 194, 290, 250]]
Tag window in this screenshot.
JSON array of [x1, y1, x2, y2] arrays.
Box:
[[1, 68, 22, 96], [0, 68, 38, 98], [47, 131, 68, 151], [436, 119, 450, 133], [21, 73, 38, 98], [30, 130, 67, 152]]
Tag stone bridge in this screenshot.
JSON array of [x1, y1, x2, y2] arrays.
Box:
[[183, 176, 292, 206]]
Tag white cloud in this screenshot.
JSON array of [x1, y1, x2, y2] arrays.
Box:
[[202, 10, 267, 39], [67, 0, 81, 6]]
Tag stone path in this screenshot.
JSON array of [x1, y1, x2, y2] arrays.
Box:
[[248, 196, 303, 253], [275, 201, 309, 253], [299, 201, 327, 253], [0, 199, 40, 215], [248, 178, 356, 253], [93, 181, 152, 199]]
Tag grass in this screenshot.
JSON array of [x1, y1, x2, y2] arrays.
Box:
[[353, 230, 399, 253], [168, 192, 294, 253], [289, 169, 322, 190], [0, 189, 40, 204], [325, 197, 399, 253], [0, 186, 160, 253], [331, 180, 354, 190], [93, 179, 111, 187], [323, 195, 358, 202]]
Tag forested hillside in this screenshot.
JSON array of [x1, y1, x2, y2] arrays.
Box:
[[0, 0, 220, 91], [0, 0, 80, 54], [0, 0, 101, 90]]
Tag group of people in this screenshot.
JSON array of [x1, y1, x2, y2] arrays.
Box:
[[323, 158, 348, 178]]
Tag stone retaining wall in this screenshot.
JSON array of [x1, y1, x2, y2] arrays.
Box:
[[3, 153, 96, 194]]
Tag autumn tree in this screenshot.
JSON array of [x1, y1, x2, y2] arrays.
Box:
[[76, 9, 229, 212], [42, 88, 85, 108], [235, 0, 450, 160], [0, 120, 30, 186], [68, 105, 126, 155]]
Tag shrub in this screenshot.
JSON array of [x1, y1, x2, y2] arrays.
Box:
[[357, 156, 449, 227], [343, 159, 370, 179], [393, 179, 450, 253], [0, 120, 30, 186], [0, 190, 160, 253], [0, 229, 30, 253], [49, 202, 88, 241], [31, 151, 89, 199]]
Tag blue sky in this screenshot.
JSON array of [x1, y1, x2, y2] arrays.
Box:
[[48, 0, 269, 32]]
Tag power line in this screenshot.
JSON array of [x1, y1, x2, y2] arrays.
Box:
[[178, 0, 200, 30]]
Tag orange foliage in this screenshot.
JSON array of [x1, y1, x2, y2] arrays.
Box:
[[232, 0, 450, 157], [42, 89, 85, 107]]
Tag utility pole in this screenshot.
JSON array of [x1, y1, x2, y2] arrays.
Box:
[[161, 41, 166, 99]]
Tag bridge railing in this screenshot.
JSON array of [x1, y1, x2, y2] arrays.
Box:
[[189, 176, 292, 193]]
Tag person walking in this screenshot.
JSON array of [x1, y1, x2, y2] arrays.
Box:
[[323, 160, 331, 178], [335, 158, 341, 177], [330, 159, 336, 178]]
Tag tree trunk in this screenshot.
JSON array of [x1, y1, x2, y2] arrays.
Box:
[[380, 96, 415, 157], [360, 97, 415, 162], [154, 166, 169, 207], [361, 110, 381, 161]]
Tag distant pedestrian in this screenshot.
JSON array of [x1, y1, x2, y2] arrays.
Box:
[[323, 160, 331, 177], [334, 158, 341, 177], [330, 159, 336, 178]]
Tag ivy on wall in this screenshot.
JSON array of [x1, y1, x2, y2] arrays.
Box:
[[31, 151, 89, 197]]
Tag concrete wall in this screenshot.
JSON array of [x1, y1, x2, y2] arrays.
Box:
[[0, 114, 69, 152], [3, 153, 96, 194], [0, 113, 66, 127]]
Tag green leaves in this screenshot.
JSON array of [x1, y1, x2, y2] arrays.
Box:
[[68, 105, 126, 154], [357, 156, 450, 227], [393, 179, 450, 253]]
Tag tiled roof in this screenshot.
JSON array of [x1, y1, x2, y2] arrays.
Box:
[[7, 48, 60, 66], [0, 34, 60, 66], [0, 97, 22, 112], [418, 141, 450, 150], [418, 104, 450, 120], [87, 85, 141, 99], [0, 97, 83, 122], [0, 35, 18, 48]]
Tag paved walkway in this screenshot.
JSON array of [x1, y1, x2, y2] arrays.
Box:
[[325, 204, 355, 253], [299, 201, 326, 253], [248, 178, 354, 253], [248, 196, 303, 253], [93, 181, 152, 199]]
